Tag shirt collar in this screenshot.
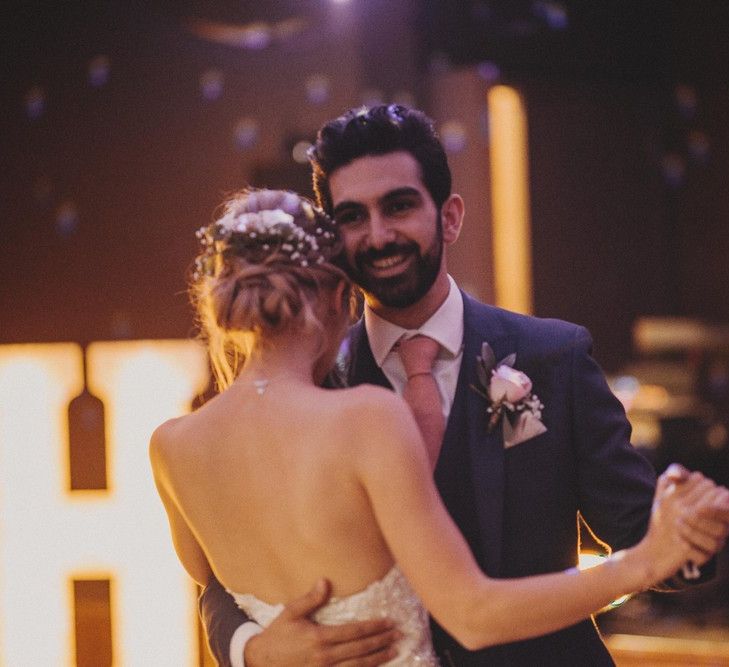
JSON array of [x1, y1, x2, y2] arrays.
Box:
[[364, 275, 464, 367]]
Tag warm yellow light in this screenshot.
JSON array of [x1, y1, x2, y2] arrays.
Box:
[[487, 85, 534, 315], [578, 551, 631, 610], [0, 341, 209, 666]]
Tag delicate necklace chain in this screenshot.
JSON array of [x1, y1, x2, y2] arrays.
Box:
[[252, 379, 269, 395]]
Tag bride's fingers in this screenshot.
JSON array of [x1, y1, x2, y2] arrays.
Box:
[[659, 472, 711, 511], [677, 513, 726, 560], [685, 497, 729, 554], [655, 465, 693, 501], [685, 486, 729, 524], [677, 475, 715, 503], [688, 512, 729, 540], [695, 488, 729, 525], [712, 486, 729, 513], [662, 463, 690, 484]]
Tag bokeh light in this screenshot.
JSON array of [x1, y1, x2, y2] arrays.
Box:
[[476, 60, 501, 85], [240, 23, 272, 50], [687, 129, 710, 164], [55, 201, 79, 237], [661, 153, 686, 188], [233, 117, 260, 150], [25, 85, 45, 119], [533, 1, 569, 30], [292, 140, 313, 164], [88, 55, 111, 87], [199, 68, 224, 101], [674, 84, 698, 119], [441, 120, 468, 153], [305, 74, 331, 105], [0, 342, 208, 665]]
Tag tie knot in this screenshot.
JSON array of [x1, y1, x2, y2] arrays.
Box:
[[397, 335, 440, 377]]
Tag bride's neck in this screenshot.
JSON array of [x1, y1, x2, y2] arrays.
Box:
[[234, 338, 317, 388]]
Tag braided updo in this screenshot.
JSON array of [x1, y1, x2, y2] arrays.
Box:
[[191, 188, 354, 390]]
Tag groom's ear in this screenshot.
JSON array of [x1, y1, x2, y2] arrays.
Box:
[[441, 194, 464, 245], [327, 279, 353, 325]]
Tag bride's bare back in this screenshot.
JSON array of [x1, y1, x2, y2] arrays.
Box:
[[153, 379, 400, 603]]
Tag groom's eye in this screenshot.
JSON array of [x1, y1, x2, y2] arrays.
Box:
[[334, 207, 365, 226], [385, 199, 414, 216]]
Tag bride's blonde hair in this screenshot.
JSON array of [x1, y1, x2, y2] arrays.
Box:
[[191, 188, 354, 390]]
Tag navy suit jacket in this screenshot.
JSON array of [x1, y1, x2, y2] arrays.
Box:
[[344, 291, 658, 666], [200, 291, 664, 666]]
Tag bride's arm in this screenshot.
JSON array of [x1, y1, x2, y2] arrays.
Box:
[[150, 430, 213, 587], [355, 389, 729, 651]]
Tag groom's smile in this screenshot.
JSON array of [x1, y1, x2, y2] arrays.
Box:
[[329, 151, 444, 309], [358, 241, 417, 278]]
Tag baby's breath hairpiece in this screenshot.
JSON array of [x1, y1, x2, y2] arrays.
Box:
[[193, 193, 341, 280]]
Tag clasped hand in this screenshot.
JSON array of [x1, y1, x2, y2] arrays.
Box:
[[643, 464, 729, 584]]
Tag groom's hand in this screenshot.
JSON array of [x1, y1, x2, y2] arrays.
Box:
[[244, 579, 401, 666]]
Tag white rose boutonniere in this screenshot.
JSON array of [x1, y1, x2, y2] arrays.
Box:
[[472, 343, 547, 447]]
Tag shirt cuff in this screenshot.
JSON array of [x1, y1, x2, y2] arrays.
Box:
[[230, 621, 263, 667]]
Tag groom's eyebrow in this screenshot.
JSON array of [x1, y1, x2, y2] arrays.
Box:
[[332, 200, 363, 217], [379, 187, 422, 204]]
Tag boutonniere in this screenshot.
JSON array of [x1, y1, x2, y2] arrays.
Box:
[[471, 343, 547, 445]]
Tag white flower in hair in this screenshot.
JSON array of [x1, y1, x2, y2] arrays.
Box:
[[193, 191, 342, 280], [219, 209, 295, 233]]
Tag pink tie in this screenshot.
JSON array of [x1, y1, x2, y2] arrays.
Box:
[[397, 335, 446, 468]]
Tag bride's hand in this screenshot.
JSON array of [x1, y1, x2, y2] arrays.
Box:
[[633, 465, 729, 587], [668, 475, 729, 564]]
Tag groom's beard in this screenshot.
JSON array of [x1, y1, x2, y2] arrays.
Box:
[[348, 215, 444, 308]]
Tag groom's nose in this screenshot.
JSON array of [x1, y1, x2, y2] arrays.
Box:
[[365, 214, 396, 249]]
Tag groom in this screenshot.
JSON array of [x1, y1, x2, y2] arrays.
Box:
[[199, 105, 727, 666]]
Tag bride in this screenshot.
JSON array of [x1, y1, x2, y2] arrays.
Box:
[[150, 188, 729, 664]]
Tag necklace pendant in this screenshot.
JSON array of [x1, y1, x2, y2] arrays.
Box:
[[252, 379, 269, 395]]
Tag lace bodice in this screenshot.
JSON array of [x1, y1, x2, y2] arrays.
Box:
[[227, 566, 439, 665]]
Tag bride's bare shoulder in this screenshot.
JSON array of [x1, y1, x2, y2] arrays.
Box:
[[335, 385, 419, 445], [148, 411, 200, 469], [338, 384, 409, 415]]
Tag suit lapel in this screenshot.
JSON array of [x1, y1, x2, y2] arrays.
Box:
[[459, 293, 515, 577]]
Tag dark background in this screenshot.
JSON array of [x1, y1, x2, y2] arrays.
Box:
[[2, 0, 729, 370]]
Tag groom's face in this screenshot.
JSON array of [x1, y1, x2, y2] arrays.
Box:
[[328, 150, 444, 309]]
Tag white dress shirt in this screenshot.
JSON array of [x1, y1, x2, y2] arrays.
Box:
[[364, 274, 464, 419], [231, 275, 465, 666]]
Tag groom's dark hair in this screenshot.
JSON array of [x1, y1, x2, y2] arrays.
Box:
[[308, 104, 452, 215]]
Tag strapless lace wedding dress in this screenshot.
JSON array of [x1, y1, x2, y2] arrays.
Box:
[[227, 566, 439, 665]]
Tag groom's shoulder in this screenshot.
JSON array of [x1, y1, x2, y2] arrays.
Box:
[[464, 292, 588, 347]]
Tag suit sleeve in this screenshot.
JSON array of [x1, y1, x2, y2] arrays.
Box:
[[569, 326, 715, 588], [570, 326, 655, 549], [199, 575, 253, 666]]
